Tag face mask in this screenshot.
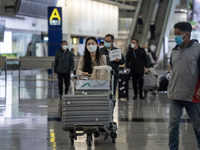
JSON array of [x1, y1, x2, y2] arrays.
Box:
[[99, 45, 104, 49], [62, 45, 68, 50], [87, 45, 97, 52], [175, 33, 187, 45], [145, 48, 148, 52], [131, 44, 135, 48], [150, 44, 156, 52], [104, 42, 111, 48]]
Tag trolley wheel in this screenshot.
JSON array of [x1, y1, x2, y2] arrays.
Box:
[[110, 132, 117, 143], [151, 89, 156, 97], [112, 137, 116, 143], [71, 138, 74, 144], [86, 134, 92, 146]]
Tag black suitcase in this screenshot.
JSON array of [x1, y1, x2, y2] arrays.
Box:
[[118, 72, 129, 99], [158, 76, 168, 91]]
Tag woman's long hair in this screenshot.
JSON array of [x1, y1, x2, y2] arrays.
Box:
[[83, 37, 101, 74]]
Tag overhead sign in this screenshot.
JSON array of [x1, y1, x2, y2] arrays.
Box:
[[109, 48, 122, 61], [48, 7, 62, 28], [48, 7, 62, 57]]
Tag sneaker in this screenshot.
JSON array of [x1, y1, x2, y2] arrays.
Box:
[[133, 96, 137, 100], [139, 95, 144, 100]]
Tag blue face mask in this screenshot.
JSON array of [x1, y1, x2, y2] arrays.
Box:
[[104, 42, 111, 48], [175, 33, 187, 45]]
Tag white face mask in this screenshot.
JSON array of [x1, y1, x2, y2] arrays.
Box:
[[131, 44, 135, 48], [145, 48, 148, 52], [99, 45, 104, 49], [87, 45, 97, 52], [150, 44, 156, 52], [62, 45, 68, 50]]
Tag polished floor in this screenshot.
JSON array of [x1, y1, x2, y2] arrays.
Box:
[[0, 70, 199, 150]]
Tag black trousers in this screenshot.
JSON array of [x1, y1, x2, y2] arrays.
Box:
[[57, 73, 70, 95], [132, 73, 144, 96]]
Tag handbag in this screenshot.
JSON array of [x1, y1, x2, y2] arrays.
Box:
[[90, 65, 112, 80]]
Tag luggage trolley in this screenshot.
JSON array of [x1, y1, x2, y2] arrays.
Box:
[[143, 73, 157, 98], [62, 73, 117, 146]]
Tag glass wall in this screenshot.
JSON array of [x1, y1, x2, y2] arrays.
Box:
[[12, 32, 32, 57]]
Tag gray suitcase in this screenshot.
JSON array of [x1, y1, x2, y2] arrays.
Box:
[[62, 94, 117, 146], [143, 74, 157, 98]]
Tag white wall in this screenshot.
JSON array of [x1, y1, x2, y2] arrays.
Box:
[[1, 0, 118, 36], [3, 16, 47, 33], [57, 0, 119, 37], [0, 31, 12, 53]]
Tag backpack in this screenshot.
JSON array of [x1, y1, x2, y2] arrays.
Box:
[[145, 54, 152, 68]]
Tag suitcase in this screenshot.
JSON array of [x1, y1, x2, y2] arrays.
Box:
[[62, 94, 117, 146], [158, 76, 168, 91], [118, 73, 129, 99], [143, 74, 157, 97]]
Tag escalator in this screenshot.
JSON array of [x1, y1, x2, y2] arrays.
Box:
[[150, 0, 173, 59], [125, 0, 174, 59], [125, 0, 157, 48]]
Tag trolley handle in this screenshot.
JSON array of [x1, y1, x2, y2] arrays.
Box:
[[111, 69, 115, 96]]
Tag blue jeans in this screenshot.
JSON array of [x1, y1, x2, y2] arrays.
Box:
[[169, 100, 200, 150]]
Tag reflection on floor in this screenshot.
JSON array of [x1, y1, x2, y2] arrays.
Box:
[[0, 70, 199, 150]]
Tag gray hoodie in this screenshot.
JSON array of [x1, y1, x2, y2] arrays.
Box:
[[168, 41, 200, 102]]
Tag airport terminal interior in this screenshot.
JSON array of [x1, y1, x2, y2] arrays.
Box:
[[0, 0, 200, 150]]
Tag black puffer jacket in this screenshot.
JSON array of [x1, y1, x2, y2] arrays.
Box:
[[54, 48, 74, 74], [126, 47, 147, 74]]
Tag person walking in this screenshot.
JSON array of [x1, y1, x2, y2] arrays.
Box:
[[54, 40, 74, 99], [100, 34, 125, 95], [126, 39, 147, 100], [71, 48, 75, 56], [150, 21, 156, 40], [99, 41, 104, 49], [168, 22, 200, 150]]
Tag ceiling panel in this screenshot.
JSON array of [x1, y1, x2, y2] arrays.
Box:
[[16, 0, 57, 18]]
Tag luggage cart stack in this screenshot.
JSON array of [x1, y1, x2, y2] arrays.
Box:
[[62, 73, 117, 146]]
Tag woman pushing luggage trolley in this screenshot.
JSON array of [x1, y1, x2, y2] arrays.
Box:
[[61, 36, 117, 146]]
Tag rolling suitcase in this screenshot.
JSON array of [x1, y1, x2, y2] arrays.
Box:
[[118, 72, 129, 99], [158, 76, 168, 91], [143, 73, 157, 97]]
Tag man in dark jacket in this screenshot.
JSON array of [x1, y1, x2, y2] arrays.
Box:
[[150, 21, 156, 40], [126, 39, 147, 100], [100, 34, 125, 95], [54, 40, 74, 99]]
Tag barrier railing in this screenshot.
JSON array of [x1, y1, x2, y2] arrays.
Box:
[[0, 56, 7, 100], [18, 57, 55, 99], [0, 56, 7, 71], [18, 56, 79, 100], [18, 56, 54, 81], [74, 56, 80, 70]]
